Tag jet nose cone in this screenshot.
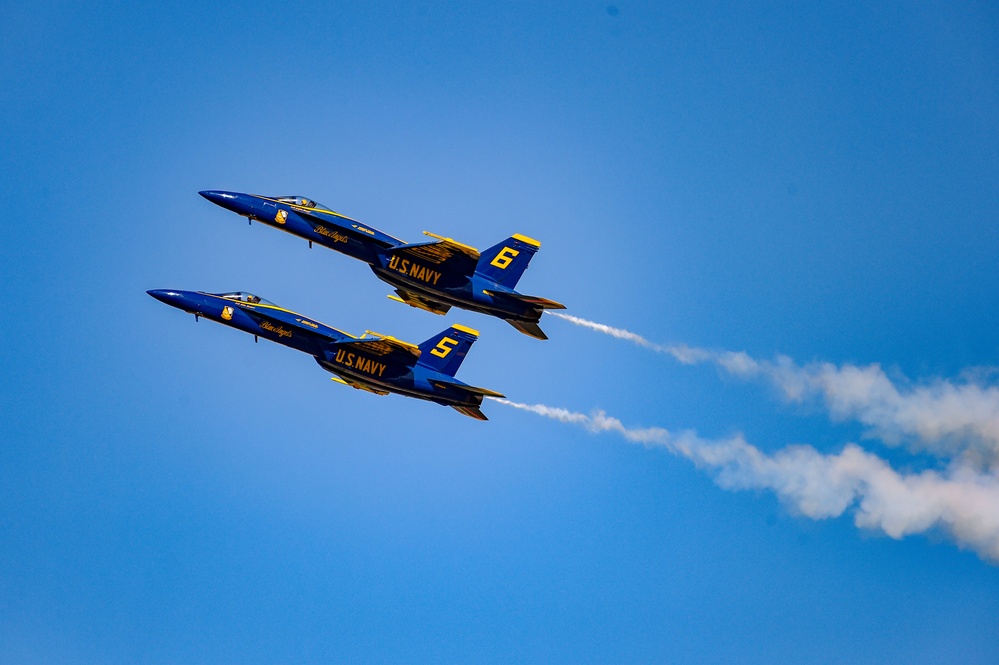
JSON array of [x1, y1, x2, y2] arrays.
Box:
[[199, 189, 253, 215], [199, 190, 227, 205], [147, 289, 187, 309]]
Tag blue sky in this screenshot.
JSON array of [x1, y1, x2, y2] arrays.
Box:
[[2, 1, 998, 662]]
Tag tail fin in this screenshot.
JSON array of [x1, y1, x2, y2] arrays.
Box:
[[474, 234, 541, 288], [416, 324, 480, 377]]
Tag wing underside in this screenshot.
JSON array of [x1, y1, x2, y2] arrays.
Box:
[[330, 375, 389, 396], [388, 289, 452, 316]]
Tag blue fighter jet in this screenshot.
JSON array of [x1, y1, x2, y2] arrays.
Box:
[[199, 191, 566, 339], [147, 289, 504, 420]]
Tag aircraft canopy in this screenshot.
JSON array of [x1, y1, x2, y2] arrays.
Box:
[[275, 195, 326, 210], [216, 291, 276, 306]]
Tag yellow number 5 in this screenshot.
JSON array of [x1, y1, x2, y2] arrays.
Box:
[[490, 247, 520, 269], [431, 337, 459, 358]]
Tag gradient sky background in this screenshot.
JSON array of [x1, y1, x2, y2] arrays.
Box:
[[2, 1, 999, 662]]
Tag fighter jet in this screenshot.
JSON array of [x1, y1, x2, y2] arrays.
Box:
[[198, 191, 566, 339], [147, 289, 504, 420]]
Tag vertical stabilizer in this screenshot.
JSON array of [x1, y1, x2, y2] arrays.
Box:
[[416, 324, 480, 377], [474, 234, 541, 288]]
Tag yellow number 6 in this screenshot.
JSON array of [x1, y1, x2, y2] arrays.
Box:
[[431, 337, 458, 358], [490, 247, 519, 269]]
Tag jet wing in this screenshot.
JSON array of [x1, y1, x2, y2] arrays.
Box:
[[334, 331, 422, 360], [331, 376, 389, 396], [388, 289, 452, 316], [384, 231, 480, 272]]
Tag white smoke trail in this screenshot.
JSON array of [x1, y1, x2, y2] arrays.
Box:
[[547, 312, 672, 353], [491, 398, 999, 563], [548, 312, 999, 468]]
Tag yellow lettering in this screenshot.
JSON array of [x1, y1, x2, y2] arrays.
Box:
[[490, 246, 519, 270], [430, 337, 459, 358], [259, 321, 292, 338], [314, 225, 348, 243]]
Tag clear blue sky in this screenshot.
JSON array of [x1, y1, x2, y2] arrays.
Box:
[[2, 2, 998, 662]]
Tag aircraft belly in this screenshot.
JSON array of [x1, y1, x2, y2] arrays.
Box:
[[334, 369, 428, 401], [334, 367, 478, 406], [371, 267, 514, 318], [375, 269, 542, 323]]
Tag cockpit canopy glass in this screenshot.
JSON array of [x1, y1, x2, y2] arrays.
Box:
[[216, 291, 276, 306], [275, 195, 325, 209]]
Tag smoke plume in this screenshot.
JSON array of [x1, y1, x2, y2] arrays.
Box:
[[549, 312, 999, 469], [491, 398, 999, 563]]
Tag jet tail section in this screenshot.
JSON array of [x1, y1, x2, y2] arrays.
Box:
[[483, 290, 565, 310], [429, 377, 505, 399], [474, 234, 541, 289], [415, 324, 479, 377]]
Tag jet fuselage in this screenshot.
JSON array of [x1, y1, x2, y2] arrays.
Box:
[[146, 289, 500, 416], [199, 191, 563, 338]]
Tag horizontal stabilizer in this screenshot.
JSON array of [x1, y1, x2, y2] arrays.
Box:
[[484, 290, 565, 310], [451, 405, 488, 421], [506, 319, 548, 340], [430, 378, 505, 399], [330, 375, 389, 396], [388, 290, 451, 316]]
